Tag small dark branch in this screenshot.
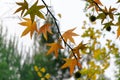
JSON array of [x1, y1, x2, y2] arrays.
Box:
[[93, 1, 108, 15], [41, 0, 80, 69]]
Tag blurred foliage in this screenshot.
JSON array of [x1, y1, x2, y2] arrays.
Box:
[[0, 24, 21, 80]]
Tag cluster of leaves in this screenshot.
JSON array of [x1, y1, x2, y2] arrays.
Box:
[[34, 65, 51, 80], [76, 25, 119, 79], [14, 0, 120, 79], [0, 24, 21, 80], [15, 0, 82, 76], [115, 53, 120, 80], [86, 0, 120, 35]]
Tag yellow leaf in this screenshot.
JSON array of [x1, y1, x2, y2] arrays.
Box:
[[92, 75, 96, 80], [19, 18, 37, 39], [62, 28, 79, 44], [38, 23, 52, 40], [93, 49, 101, 59], [47, 42, 63, 58], [45, 73, 51, 79], [40, 67, 46, 73], [61, 58, 82, 75], [80, 68, 88, 75], [37, 72, 42, 77], [103, 62, 110, 70], [41, 78, 45, 80], [34, 65, 39, 72]]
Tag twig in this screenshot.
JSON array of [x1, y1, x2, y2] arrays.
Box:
[[41, 0, 81, 70], [93, 1, 108, 15]]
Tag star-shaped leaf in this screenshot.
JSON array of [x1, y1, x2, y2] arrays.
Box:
[[62, 28, 79, 44], [19, 18, 37, 39], [103, 21, 114, 29], [61, 58, 82, 75], [38, 23, 52, 40], [47, 42, 63, 58], [103, 7, 116, 20], [87, 0, 103, 12], [97, 13, 106, 23], [14, 0, 28, 16], [24, 0, 45, 22], [70, 41, 87, 59]]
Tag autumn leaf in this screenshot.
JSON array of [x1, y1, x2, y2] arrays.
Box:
[[24, 0, 45, 22], [108, 6, 117, 20], [19, 18, 37, 39], [47, 42, 63, 58], [103, 21, 114, 30], [38, 23, 52, 40], [14, 0, 28, 16], [87, 0, 103, 12], [62, 28, 79, 44], [103, 62, 110, 70], [70, 41, 87, 59], [117, 27, 120, 38], [94, 0, 103, 6], [61, 58, 82, 75], [93, 49, 101, 59], [103, 7, 116, 20], [115, 17, 120, 38], [97, 13, 106, 23]]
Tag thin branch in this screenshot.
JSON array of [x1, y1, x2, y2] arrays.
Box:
[[41, 0, 81, 70], [93, 1, 108, 15]]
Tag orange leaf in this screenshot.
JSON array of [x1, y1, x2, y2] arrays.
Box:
[[19, 18, 37, 39], [38, 23, 52, 40], [94, 0, 103, 6], [62, 28, 79, 44], [47, 42, 63, 58], [61, 58, 82, 75], [117, 27, 120, 38], [70, 41, 86, 59], [109, 6, 117, 12]]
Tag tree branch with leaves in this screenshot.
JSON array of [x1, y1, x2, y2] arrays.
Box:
[[14, 0, 120, 79]]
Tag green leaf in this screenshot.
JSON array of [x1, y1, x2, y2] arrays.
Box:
[[14, 0, 28, 16], [97, 13, 106, 23], [103, 21, 114, 29], [24, 0, 45, 22]]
